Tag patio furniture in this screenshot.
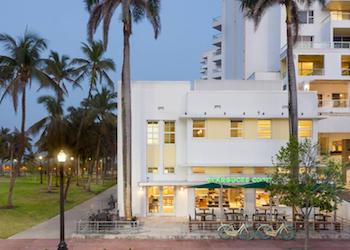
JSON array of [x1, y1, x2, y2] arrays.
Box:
[[195, 208, 216, 221], [314, 214, 331, 231], [294, 213, 305, 231]]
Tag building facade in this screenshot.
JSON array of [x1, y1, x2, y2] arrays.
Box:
[[201, 0, 350, 181], [117, 80, 319, 217]]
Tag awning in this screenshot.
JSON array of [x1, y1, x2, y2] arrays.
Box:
[[239, 181, 270, 189], [191, 182, 233, 189]]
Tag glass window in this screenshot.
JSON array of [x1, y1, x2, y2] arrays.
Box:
[[164, 121, 175, 144], [298, 10, 314, 24], [147, 121, 159, 144], [256, 189, 271, 207], [195, 188, 244, 208], [193, 120, 206, 137], [148, 186, 160, 213], [164, 166, 175, 174], [162, 186, 175, 213], [230, 120, 243, 137], [332, 93, 348, 107], [332, 141, 343, 153], [257, 120, 271, 139], [230, 167, 243, 174], [255, 167, 266, 174], [318, 94, 323, 107], [341, 55, 350, 76], [192, 167, 205, 174], [298, 120, 312, 138], [147, 167, 158, 174], [298, 55, 324, 76]]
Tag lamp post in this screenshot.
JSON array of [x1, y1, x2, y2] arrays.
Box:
[[57, 150, 68, 250], [38, 155, 43, 184]]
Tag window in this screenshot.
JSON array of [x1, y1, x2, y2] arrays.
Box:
[[332, 93, 347, 107], [331, 11, 350, 21], [147, 121, 159, 144], [148, 186, 160, 213], [195, 188, 244, 208], [298, 55, 324, 76], [255, 167, 266, 174], [298, 120, 312, 138], [147, 167, 158, 174], [230, 120, 243, 137], [192, 167, 205, 174], [230, 167, 243, 174], [332, 141, 343, 153], [341, 55, 350, 76], [256, 189, 271, 207], [318, 94, 323, 107], [164, 121, 175, 144], [162, 186, 175, 213], [164, 167, 175, 174], [257, 120, 271, 139], [193, 120, 206, 137], [297, 36, 314, 48], [298, 10, 314, 24]]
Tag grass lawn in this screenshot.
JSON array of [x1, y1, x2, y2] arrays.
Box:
[[0, 175, 115, 239]]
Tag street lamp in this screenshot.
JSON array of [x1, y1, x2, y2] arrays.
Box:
[[57, 150, 68, 250], [38, 155, 43, 184]]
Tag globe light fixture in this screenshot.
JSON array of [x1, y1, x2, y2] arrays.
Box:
[[57, 150, 67, 163]]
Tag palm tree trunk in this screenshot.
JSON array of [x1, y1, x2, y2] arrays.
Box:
[[85, 160, 93, 192], [6, 163, 17, 208], [121, 1, 133, 220], [286, 3, 299, 178], [94, 138, 101, 184]]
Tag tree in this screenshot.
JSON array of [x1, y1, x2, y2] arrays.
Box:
[[43, 51, 81, 100], [28, 95, 68, 193], [85, 0, 161, 220], [241, 0, 325, 179], [0, 31, 58, 207], [270, 140, 344, 250]]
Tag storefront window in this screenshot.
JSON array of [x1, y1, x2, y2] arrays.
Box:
[[195, 188, 244, 208], [255, 189, 270, 207], [162, 186, 174, 213], [148, 186, 160, 213]]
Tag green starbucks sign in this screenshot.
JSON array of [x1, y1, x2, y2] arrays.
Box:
[[208, 177, 271, 184]]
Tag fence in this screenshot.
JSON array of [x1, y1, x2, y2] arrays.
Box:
[[76, 220, 139, 234]]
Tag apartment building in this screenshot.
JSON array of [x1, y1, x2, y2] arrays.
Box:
[[201, 0, 350, 181], [117, 80, 319, 217]]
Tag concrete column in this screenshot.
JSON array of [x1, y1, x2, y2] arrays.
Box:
[[244, 188, 256, 216]]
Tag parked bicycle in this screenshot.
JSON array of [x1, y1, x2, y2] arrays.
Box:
[[218, 223, 254, 240], [255, 222, 295, 240]]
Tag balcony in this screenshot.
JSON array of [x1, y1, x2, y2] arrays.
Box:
[[319, 99, 350, 108], [212, 49, 222, 63], [212, 33, 222, 47], [212, 16, 222, 31], [326, 1, 350, 11]]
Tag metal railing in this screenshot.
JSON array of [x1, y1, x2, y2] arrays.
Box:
[[334, 41, 350, 49], [213, 49, 222, 56], [299, 68, 325, 76], [318, 99, 350, 108], [76, 220, 139, 234]]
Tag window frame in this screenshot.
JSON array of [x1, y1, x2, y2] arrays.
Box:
[[192, 119, 206, 138], [230, 120, 243, 138], [298, 120, 313, 139], [147, 121, 159, 145], [164, 121, 176, 144], [257, 120, 272, 139]]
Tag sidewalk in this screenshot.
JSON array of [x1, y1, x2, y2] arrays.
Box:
[[9, 185, 117, 239], [1, 239, 350, 250]]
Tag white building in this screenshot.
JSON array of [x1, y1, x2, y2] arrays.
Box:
[[117, 80, 319, 217], [201, 0, 350, 181]]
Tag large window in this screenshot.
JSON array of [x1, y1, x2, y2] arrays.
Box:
[[230, 120, 243, 138], [193, 120, 206, 137], [256, 189, 271, 207], [148, 186, 160, 213], [147, 121, 159, 144], [298, 10, 314, 24], [332, 93, 348, 107], [257, 120, 271, 139], [164, 121, 175, 144], [195, 188, 244, 208], [230, 167, 243, 174], [341, 55, 350, 76], [148, 186, 175, 214], [192, 167, 205, 174], [331, 11, 350, 21], [332, 141, 343, 154], [298, 55, 324, 76], [298, 120, 312, 138], [162, 186, 175, 213]]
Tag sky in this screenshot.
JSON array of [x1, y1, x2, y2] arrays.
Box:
[[0, 0, 220, 131]]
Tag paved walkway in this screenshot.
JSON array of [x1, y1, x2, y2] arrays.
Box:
[[9, 185, 117, 239], [1, 239, 350, 250]]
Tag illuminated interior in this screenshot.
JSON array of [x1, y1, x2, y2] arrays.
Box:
[[195, 188, 244, 208], [193, 120, 206, 137]]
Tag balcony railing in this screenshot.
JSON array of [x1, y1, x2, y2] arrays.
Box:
[[213, 49, 222, 56], [213, 33, 223, 40], [299, 68, 325, 76], [212, 68, 222, 74], [334, 41, 350, 48], [318, 99, 350, 108]]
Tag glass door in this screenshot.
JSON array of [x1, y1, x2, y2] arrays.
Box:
[[147, 186, 175, 215]]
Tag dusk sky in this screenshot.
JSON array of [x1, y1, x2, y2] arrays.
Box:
[[0, 0, 220, 131]]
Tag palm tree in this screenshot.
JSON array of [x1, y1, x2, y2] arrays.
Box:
[[0, 31, 57, 208], [241, 0, 324, 179], [29, 95, 68, 193], [43, 51, 81, 100], [85, 0, 161, 220], [72, 41, 115, 99]]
